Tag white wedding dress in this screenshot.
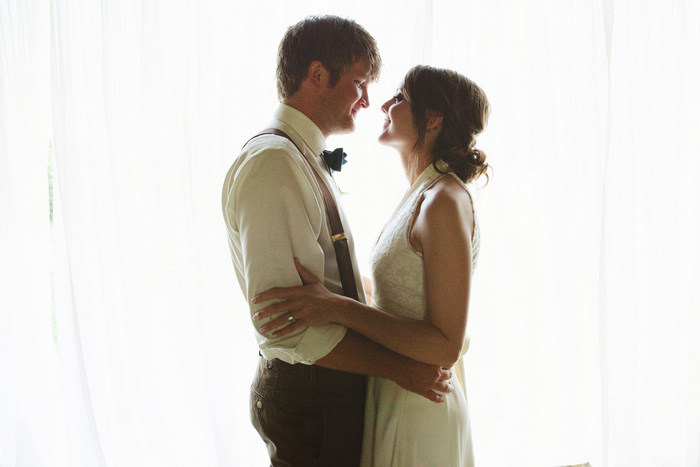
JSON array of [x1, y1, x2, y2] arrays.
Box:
[[361, 163, 479, 467]]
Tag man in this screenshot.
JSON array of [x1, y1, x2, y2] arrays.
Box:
[[222, 15, 453, 466]]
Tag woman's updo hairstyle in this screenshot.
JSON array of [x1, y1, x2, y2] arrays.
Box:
[[403, 65, 490, 184]]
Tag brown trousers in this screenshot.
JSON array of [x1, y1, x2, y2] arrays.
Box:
[[250, 356, 367, 466]]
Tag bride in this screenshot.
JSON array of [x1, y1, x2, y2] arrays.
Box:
[[253, 64, 490, 466]]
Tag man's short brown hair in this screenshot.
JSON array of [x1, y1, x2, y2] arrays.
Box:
[[276, 15, 381, 101]]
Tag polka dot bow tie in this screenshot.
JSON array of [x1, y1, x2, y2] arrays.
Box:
[[322, 148, 348, 174]]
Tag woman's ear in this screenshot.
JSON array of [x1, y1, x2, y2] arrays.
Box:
[[426, 111, 444, 131], [307, 61, 328, 92]]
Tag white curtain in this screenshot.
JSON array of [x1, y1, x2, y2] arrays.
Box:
[[1, 0, 698, 466], [0, 1, 67, 466], [47, 0, 249, 465]]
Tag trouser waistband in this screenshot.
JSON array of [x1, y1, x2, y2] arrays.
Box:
[[258, 353, 366, 384]]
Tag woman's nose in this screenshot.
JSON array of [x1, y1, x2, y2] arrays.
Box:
[[381, 99, 391, 113]]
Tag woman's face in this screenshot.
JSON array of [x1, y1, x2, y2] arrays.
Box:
[[378, 88, 418, 150]]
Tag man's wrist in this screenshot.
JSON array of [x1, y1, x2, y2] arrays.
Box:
[[379, 349, 409, 382], [332, 295, 353, 326]]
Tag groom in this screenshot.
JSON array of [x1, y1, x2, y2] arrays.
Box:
[[222, 15, 453, 466]]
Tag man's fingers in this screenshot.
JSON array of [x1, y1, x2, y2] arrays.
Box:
[[438, 367, 453, 381], [422, 391, 445, 403], [432, 380, 453, 394]]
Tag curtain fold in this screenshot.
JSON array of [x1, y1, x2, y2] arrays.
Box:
[[1, 1, 698, 465], [0, 1, 67, 466], [48, 0, 245, 464], [599, 0, 700, 464]]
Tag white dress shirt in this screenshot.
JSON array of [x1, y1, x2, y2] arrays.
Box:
[[222, 104, 366, 365]]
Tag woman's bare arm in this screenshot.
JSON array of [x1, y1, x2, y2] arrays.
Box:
[[253, 178, 474, 367]]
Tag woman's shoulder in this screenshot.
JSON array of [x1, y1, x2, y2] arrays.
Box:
[[421, 174, 474, 217], [410, 173, 475, 254]]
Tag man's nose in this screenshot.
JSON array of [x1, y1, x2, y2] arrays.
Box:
[[361, 87, 370, 108]]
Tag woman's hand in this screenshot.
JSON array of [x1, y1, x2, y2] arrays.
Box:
[[252, 258, 347, 337]]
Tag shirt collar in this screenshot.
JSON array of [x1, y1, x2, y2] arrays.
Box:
[[272, 104, 326, 157]]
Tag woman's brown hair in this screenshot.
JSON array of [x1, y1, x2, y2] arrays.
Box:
[[403, 65, 490, 184]]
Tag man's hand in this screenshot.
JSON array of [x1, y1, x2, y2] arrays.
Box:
[[314, 331, 453, 403], [392, 359, 453, 403]]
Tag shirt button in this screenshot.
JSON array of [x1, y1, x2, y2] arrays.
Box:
[[256, 400, 263, 409]]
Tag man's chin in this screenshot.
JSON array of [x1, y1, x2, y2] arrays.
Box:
[[336, 121, 355, 134]]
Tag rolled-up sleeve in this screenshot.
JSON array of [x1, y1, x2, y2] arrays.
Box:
[[225, 144, 346, 364]]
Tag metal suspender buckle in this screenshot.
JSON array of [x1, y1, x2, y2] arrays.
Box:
[[331, 232, 347, 243]]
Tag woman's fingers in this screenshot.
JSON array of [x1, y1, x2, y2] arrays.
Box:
[[252, 300, 292, 321], [252, 259, 328, 333], [251, 258, 320, 303], [251, 286, 298, 304], [257, 311, 306, 338], [271, 319, 305, 338], [294, 257, 321, 285], [257, 312, 295, 333]]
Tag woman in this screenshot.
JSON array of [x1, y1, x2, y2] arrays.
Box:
[[253, 65, 489, 466]]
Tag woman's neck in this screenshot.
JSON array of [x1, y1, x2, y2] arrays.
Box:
[[400, 150, 432, 185]]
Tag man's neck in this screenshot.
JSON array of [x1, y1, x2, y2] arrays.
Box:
[[283, 96, 330, 138]]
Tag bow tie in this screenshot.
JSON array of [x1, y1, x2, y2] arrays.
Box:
[[322, 148, 348, 174]]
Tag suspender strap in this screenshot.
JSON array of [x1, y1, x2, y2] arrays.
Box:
[[246, 128, 360, 301]]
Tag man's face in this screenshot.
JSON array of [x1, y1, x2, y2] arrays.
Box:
[[319, 60, 372, 135]]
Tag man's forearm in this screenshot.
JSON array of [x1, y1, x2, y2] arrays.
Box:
[[314, 329, 453, 403], [314, 329, 401, 379]]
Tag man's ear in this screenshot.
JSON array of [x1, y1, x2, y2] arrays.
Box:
[[307, 61, 328, 92], [426, 111, 444, 131]]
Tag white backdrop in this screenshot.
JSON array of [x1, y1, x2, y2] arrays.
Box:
[[1, 0, 699, 466]]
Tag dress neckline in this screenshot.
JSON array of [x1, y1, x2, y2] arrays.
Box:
[[397, 162, 452, 208]]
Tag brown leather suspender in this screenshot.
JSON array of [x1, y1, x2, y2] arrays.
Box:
[[246, 128, 360, 301]]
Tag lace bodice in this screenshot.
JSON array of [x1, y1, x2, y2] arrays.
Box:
[[370, 164, 480, 321]]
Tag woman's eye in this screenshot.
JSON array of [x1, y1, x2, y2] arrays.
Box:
[[394, 93, 404, 102]]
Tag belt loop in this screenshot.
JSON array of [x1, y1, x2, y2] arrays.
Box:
[[310, 365, 316, 383]]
